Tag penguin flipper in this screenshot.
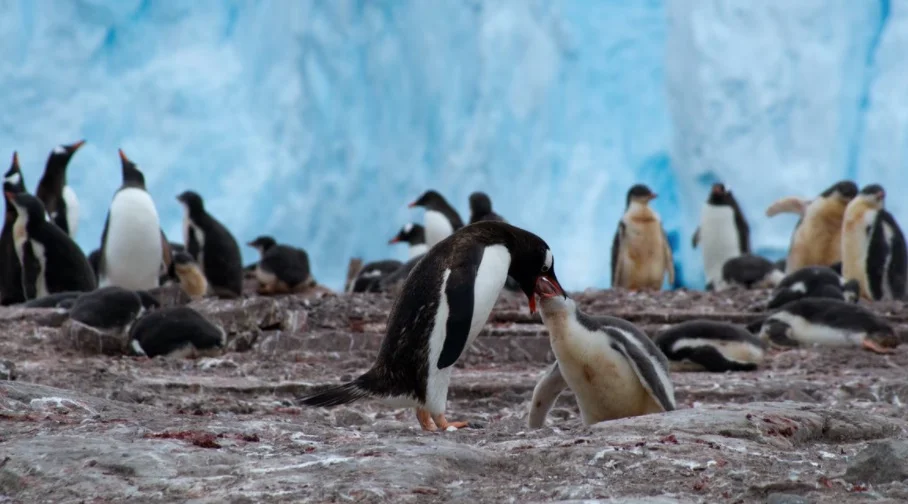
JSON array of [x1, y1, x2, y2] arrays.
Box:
[[691, 227, 700, 249], [20, 242, 39, 300], [98, 212, 111, 277], [610, 223, 624, 288], [662, 228, 675, 286], [437, 260, 480, 370], [766, 197, 810, 217], [527, 361, 568, 429], [604, 328, 676, 412]]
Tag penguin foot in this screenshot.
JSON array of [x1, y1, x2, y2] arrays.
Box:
[[416, 408, 437, 431], [431, 413, 473, 431], [862, 339, 896, 354]]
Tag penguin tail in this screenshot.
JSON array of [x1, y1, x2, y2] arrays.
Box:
[[299, 377, 374, 408]]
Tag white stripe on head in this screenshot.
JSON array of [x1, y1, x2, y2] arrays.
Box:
[[53, 145, 66, 155], [403, 222, 414, 234], [544, 249, 553, 270], [4, 172, 20, 185]]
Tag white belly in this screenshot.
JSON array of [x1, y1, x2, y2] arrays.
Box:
[[12, 218, 49, 299], [409, 243, 428, 259], [424, 210, 454, 248], [772, 312, 863, 347], [62, 186, 79, 238], [699, 205, 741, 283], [99, 189, 163, 290]]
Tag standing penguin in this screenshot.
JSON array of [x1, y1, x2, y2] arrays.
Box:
[[691, 183, 750, 289], [1, 152, 27, 305], [176, 190, 243, 298], [409, 190, 464, 248], [766, 180, 858, 273], [300, 221, 565, 431], [389, 223, 428, 259], [98, 150, 164, 291], [611, 184, 674, 291], [468, 192, 505, 224], [35, 140, 85, 238], [5, 192, 96, 300], [841, 184, 907, 301]]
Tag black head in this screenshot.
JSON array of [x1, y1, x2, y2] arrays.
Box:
[[469, 192, 493, 215], [759, 320, 795, 347], [706, 182, 736, 206], [819, 180, 858, 201], [409, 189, 449, 210], [389, 223, 425, 245], [247, 236, 277, 253], [118, 149, 146, 188], [857, 184, 886, 208], [625, 184, 657, 208], [3, 151, 25, 194], [490, 222, 566, 314], [176, 190, 205, 215], [172, 251, 197, 266], [46, 140, 85, 172], [135, 290, 162, 310], [5, 191, 47, 223], [842, 279, 861, 303]]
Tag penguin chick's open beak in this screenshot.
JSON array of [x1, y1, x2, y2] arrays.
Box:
[[529, 275, 566, 313]]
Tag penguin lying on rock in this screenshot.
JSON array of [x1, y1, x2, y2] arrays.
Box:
[[348, 224, 428, 293], [65, 286, 161, 354], [527, 298, 675, 428], [22, 291, 84, 309], [247, 236, 316, 295], [128, 306, 226, 358], [713, 254, 784, 291], [653, 320, 765, 372], [766, 266, 859, 310]]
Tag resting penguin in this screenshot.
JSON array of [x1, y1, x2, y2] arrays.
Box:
[[757, 298, 899, 354], [22, 291, 84, 309], [409, 190, 464, 249], [766, 266, 860, 310], [5, 192, 96, 300], [300, 221, 565, 431], [69, 286, 161, 338], [128, 306, 226, 359], [692, 183, 750, 289], [247, 236, 316, 295], [170, 251, 209, 300], [611, 184, 674, 291], [98, 150, 165, 291], [1, 152, 27, 305], [653, 320, 765, 372], [766, 180, 858, 273], [841, 184, 907, 301], [528, 277, 675, 428], [176, 190, 243, 298], [35, 140, 85, 238], [468, 192, 505, 224], [714, 254, 785, 291], [348, 259, 403, 294], [351, 223, 432, 293]]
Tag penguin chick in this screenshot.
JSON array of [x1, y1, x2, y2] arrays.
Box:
[[36, 140, 85, 238], [176, 190, 244, 298], [611, 184, 674, 291], [529, 276, 675, 427], [712, 254, 784, 291], [128, 306, 226, 358], [348, 259, 403, 294], [767, 180, 858, 273], [5, 192, 96, 300], [692, 183, 750, 289], [468, 192, 505, 224], [409, 190, 464, 248], [1, 152, 28, 305], [247, 236, 316, 295], [758, 298, 899, 354], [69, 286, 160, 338], [653, 320, 765, 372], [22, 291, 83, 309], [300, 221, 565, 432], [766, 266, 859, 310], [171, 251, 209, 300], [841, 184, 907, 301]]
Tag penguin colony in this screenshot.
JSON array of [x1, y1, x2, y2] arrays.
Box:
[[0, 142, 904, 433]]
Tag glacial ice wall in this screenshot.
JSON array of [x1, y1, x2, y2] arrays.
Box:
[[0, 0, 905, 292]]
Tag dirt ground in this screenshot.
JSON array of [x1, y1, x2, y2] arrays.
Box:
[[1, 287, 908, 503]]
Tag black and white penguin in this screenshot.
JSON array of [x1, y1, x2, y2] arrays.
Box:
[[841, 184, 907, 301], [611, 184, 674, 291], [350, 223, 431, 293], [526, 296, 675, 429], [347, 259, 403, 294], [468, 192, 505, 224], [22, 291, 84, 309], [766, 265, 860, 310], [1, 152, 27, 305], [713, 254, 785, 291], [766, 180, 858, 273], [69, 286, 160, 338], [170, 251, 209, 300], [98, 150, 164, 291], [389, 222, 428, 259], [176, 190, 243, 298], [5, 192, 96, 300], [35, 140, 85, 238], [757, 298, 899, 354], [300, 221, 565, 431], [128, 306, 226, 358], [691, 183, 750, 289], [246, 236, 316, 295], [409, 190, 464, 248], [653, 320, 766, 372]]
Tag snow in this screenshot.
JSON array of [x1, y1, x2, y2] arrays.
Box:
[[0, 0, 904, 292]]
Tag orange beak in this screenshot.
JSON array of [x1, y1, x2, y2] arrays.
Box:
[[118, 149, 129, 163], [70, 140, 86, 151], [388, 236, 400, 244], [530, 275, 566, 313], [408, 201, 417, 208]]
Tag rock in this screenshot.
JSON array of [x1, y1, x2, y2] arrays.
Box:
[[767, 493, 809, 504], [0, 360, 15, 380], [333, 407, 372, 427], [844, 441, 908, 485], [55, 319, 130, 355]]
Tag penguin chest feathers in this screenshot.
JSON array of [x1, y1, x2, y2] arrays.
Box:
[[424, 210, 454, 248], [841, 202, 877, 297], [62, 186, 79, 238], [101, 188, 162, 290], [699, 204, 740, 282], [619, 206, 668, 283], [790, 199, 846, 269]]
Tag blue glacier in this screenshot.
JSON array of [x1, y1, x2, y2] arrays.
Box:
[[0, 0, 905, 292]]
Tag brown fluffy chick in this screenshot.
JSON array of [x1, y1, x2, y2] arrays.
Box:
[[172, 251, 209, 300]]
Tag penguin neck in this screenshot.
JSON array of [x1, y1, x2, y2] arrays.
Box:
[[408, 243, 428, 258], [539, 297, 577, 342]]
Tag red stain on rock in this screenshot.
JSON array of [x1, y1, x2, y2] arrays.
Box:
[[145, 430, 222, 449]]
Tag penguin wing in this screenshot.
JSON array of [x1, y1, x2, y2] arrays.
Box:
[[732, 204, 751, 254], [527, 361, 568, 429], [185, 226, 201, 261], [98, 212, 111, 275], [602, 327, 676, 411], [691, 227, 700, 248], [610, 223, 624, 287], [873, 212, 907, 299], [662, 228, 675, 286], [42, 227, 97, 292], [20, 242, 40, 299], [766, 197, 810, 217], [160, 229, 172, 271], [437, 255, 481, 369]]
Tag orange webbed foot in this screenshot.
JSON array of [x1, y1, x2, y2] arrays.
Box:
[[862, 338, 896, 354]]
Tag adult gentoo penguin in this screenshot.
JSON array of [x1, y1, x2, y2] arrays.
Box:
[[528, 278, 675, 427], [757, 298, 899, 354], [247, 236, 316, 294], [5, 192, 96, 300], [98, 150, 164, 291], [468, 192, 505, 224], [1, 152, 27, 305], [611, 184, 674, 291], [128, 306, 226, 358], [653, 320, 765, 372], [841, 184, 907, 301], [691, 183, 750, 289], [766, 180, 858, 273], [35, 140, 85, 238], [409, 190, 464, 248], [389, 222, 428, 259], [177, 190, 243, 298], [766, 265, 860, 310], [300, 221, 565, 431]]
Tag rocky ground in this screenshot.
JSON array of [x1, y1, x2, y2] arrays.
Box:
[[1, 287, 908, 503]]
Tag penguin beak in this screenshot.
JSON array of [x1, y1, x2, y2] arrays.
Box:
[[68, 140, 86, 152], [648, 193, 658, 201], [528, 275, 566, 314], [118, 149, 130, 164], [408, 201, 417, 208], [388, 236, 400, 244], [11, 151, 19, 168]]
